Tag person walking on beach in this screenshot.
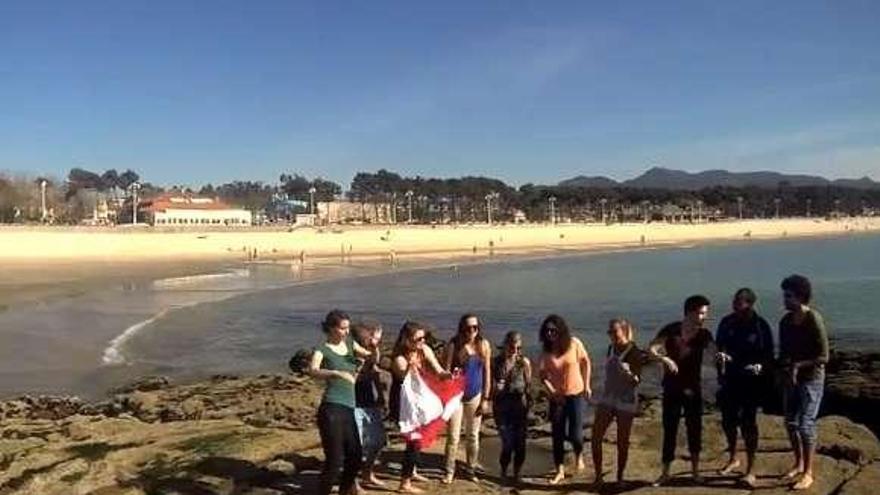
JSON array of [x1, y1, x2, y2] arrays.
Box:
[[779, 275, 830, 491], [591, 318, 646, 487], [492, 331, 532, 484], [442, 313, 492, 483], [390, 321, 454, 494], [539, 314, 592, 485], [352, 321, 389, 489], [715, 288, 774, 487], [649, 295, 715, 486], [308, 310, 378, 495]]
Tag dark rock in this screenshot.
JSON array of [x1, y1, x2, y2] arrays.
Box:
[[111, 376, 171, 394], [838, 462, 880, 495], [823, 351, 880, 436], [288, 349, 313, 375]]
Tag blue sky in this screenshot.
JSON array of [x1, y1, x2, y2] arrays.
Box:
[[2, 1, 879, 187]]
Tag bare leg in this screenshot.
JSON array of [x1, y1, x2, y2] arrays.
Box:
[[784, 432, 804, 479], [793, 444, 816, 490]]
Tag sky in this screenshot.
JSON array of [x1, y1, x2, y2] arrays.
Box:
[[2, 1, 879, 188]]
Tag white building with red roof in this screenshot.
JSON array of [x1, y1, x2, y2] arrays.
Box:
[[139, 193, 252, 227]]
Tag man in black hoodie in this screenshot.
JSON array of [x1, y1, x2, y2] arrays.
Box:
[[715, 288, 774, 487]]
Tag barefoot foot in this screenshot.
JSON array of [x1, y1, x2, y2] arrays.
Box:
[[719, 458, 741, 475], [793, 473, 814, 491]]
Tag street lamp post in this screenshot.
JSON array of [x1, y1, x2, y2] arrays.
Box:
[[485, 193, 493, 225], [548, 196, 557, 224], [40, 180, 47, 222], [130, 182, 141, 224], [405, 190, 414, 223], [696, 200, 703, 222], [308, 186, 317, 215], [806, 198, 812, 218], [642, 200, 650, 223], [834, 199, 842, 218], [774, 197, 781, 219], [737, 196, 744, 220], [599, 198, 607, 223]]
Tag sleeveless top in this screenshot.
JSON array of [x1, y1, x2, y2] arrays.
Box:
[[319, 339, 359, 409], [463, 354, 485, 401], [598, 343, 641, 413], [493, 354, 527, 396]]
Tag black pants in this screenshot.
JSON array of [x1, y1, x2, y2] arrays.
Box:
[[718, 378, 759, 455], [496, 394, 528, 472], [317, 402, 363, 495], [402, 442, 420, 478], [661, 389, 702, 464]]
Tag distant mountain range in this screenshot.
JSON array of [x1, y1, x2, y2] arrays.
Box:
[[558, 167, 880, 190]]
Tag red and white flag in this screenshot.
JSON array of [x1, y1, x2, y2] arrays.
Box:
[[398, 368, 465, 449]]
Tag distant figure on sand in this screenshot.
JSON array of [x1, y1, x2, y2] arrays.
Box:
[[591, 318, 646, 487], [649, 295, 717, 486], [779, 275, 830, 491], [492, 331, 532, 484], [308, 310, 378, 495], [442, 314, 492, 484], [715, 288, 774, 487], [538, 314, 592, 485]]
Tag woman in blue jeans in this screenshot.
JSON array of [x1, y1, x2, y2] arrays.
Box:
[[538, 314, 592, 485], [779, 275, 830, 491]]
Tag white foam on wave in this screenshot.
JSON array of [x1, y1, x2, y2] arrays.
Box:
[[101, 309, 170, 366], [151, 269, 250, 289]]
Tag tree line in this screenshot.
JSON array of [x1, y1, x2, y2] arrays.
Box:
[[1, 167, 878, 224]]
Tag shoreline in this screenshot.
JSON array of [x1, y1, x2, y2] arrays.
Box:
[[3, 218, 879, 309]]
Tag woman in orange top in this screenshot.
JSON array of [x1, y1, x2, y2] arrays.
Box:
[[539, 314, 592, 485]]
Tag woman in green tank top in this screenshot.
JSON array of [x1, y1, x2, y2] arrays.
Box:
[[308, 309, 379, 495]]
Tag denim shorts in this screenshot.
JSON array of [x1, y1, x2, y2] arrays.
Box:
[[783, 369, 825, 447], [354, 407, 387, 459]]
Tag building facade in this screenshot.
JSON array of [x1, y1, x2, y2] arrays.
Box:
[[139, 194, 252, 227]]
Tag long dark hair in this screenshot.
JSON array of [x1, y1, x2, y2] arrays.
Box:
[[321, 309, 350, 334], [393, 320, 426, 358], [450, 313, 483, 368], [539, 314, 572, 356]]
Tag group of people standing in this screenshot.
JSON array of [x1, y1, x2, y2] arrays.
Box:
[[308, 273, 829, 494]]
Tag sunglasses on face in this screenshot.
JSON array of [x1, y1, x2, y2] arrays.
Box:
[[412, 336, 426, 343]]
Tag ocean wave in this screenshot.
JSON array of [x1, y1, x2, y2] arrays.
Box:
[[101, 309, 171, 366], [151, 269, 250, 289]]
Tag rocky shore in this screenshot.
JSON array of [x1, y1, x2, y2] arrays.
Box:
[[0, 351, 879, 494]]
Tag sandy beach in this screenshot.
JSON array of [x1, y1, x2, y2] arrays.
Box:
[[3, 218, 879, 264]]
